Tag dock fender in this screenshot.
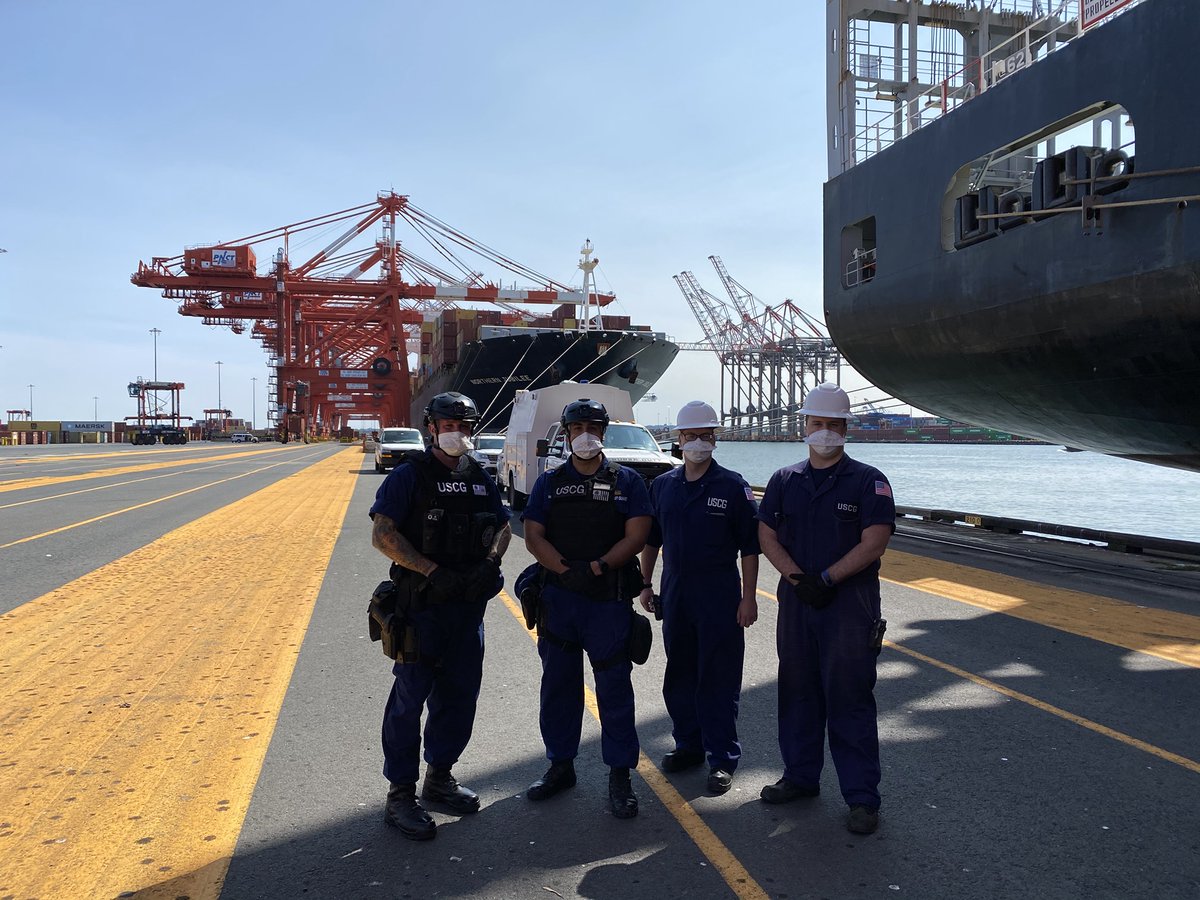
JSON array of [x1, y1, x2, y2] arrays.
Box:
[[371, 357, 393, 376]]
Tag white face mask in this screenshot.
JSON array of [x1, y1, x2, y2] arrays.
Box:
[[436, 431, 473, 457], [681, 439, 715, 463], [805, 429, 845, 458], [571, 433, 604, 460]]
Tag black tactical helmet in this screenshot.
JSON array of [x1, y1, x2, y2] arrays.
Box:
[[424, 391, 480, 426], [561, 398, 610, 428]]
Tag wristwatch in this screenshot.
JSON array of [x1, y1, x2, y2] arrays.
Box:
[[641, 582, 653, 590], [596, 559, 610, 574]]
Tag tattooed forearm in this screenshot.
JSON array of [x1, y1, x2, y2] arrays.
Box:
[[489, 523, 512, 561], [372, 514, 436, 576]]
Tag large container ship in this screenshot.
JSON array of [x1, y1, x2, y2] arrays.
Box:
[[411, 241, 678, 432], [411, 304, 679, 432], [823, 0, 1200, 471]]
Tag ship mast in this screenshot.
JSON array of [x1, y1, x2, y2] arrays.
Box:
[[577, 239, 601, 332]]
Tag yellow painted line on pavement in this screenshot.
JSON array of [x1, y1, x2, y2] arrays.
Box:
[[883, 641, 1200, 775], [0, 445, 299, 494], [881, 550, 1200, 668], [0, 453, 323, 549], [0, 447, 205, 465], [757, 586, 1200, 776], [496, 590, 769, 900], [0, 461, 243, 511], [0, 447, 359, 900]]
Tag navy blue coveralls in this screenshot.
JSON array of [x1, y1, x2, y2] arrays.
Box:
[[757, 454, 895, 808], [522, 457, 652, 770], [369, 451, 509, 785], [647, 460, 760, 772]]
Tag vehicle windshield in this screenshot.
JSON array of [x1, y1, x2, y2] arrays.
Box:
[[381, 429, 422, 444], [475, 435, 505, 451], [602, 424, 660, 452]]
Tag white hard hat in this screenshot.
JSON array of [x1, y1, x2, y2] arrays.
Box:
[[797, 382, 850, 419], [671, 400, 721, 434]]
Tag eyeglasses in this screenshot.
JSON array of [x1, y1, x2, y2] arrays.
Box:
[[679, 431, 716, 443]]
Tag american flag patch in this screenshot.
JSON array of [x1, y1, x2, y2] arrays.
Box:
[[744, 486, 755, 501], [473, 484, 488, 495], [875, 480, 892, 498]]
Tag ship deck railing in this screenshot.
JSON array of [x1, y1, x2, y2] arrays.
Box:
[[842, 0, 1147, 172]]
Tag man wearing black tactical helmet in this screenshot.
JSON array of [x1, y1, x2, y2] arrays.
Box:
[[520, 397, 653, 820], [369, 391, 511, 841]]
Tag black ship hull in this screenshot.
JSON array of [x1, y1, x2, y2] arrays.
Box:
[[824, 1, 1200, 471], [412, 328, 679, 432]]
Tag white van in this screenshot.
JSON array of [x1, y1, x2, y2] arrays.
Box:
[[231, 432, 259, 443], [499, 382, 678, 508]]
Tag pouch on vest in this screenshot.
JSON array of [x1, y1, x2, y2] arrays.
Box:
[[422, 509, 445, 555], [515, 561, 543, 631]]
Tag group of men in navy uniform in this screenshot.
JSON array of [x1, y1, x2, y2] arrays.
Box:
[[368, 382, 894, 840]]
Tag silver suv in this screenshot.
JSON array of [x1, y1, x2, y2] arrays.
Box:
[[469, 434, 505, 481]]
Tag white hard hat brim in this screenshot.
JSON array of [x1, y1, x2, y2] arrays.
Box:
[[796, 406, 849, 419]]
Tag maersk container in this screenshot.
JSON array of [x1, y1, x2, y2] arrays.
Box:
[[182, 245, 257, 276]]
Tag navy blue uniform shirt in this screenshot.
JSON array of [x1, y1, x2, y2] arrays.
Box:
[[522, 456, 652, 526], [647, 460, 760, 576], [757, 455, 894, 584]]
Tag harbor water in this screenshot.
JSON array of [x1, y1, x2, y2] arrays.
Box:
[[713, 442, 1200, 543]]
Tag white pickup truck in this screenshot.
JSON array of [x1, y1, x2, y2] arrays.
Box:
[[499, 381, 679, 509]]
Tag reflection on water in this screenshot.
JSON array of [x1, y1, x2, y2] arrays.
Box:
[[712, 442, 1200, 542]]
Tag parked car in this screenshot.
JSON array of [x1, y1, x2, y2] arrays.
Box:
[[374, 427, 425, 472], [231, 432, 259, 443], [469, 433, 505, 481]]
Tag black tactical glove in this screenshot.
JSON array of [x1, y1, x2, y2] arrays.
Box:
[[790, 573, 837, 609], [559, 560, 598, 595], [464, 556, 501, 598], [424, 566, 467, 603]]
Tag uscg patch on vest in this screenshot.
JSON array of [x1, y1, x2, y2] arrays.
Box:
[[707, 496, 727, 509], [837, 502, 858, 513], [438, 481, 468, 493]]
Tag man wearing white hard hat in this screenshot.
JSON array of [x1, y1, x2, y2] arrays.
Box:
[[638, 400, 761, 795], [756, 382, 895, 835]]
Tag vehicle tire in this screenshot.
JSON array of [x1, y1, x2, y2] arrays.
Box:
[[371, 357, 393, 376], [375, 460, 384, 473]]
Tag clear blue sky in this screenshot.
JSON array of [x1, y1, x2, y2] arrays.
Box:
[[1, 0, 882, 428]]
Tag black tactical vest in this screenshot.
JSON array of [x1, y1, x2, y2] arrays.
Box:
[[399, 451, 499, 569], [544, 460, 626, 561]]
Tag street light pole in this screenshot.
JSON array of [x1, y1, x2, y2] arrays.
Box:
[[251, 376, 257, 431], [215, 361, 223, 432], [149, 328, 162, 420], [93, 396, 98, 419], [28, 384, 34, 418], [149, 328, 161, 380]]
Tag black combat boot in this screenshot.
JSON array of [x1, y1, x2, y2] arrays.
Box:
[[421, 766, 481, 814], [384, 782, 436, 841], [526, 760, 577, 801], [608, 767, 638, 819]]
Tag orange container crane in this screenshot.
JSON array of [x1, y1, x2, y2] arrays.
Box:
[[131, 192, 615, 439]]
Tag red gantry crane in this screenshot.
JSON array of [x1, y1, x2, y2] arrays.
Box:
[[131, 192, 616, 439], [675, 257, 842, 438]]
